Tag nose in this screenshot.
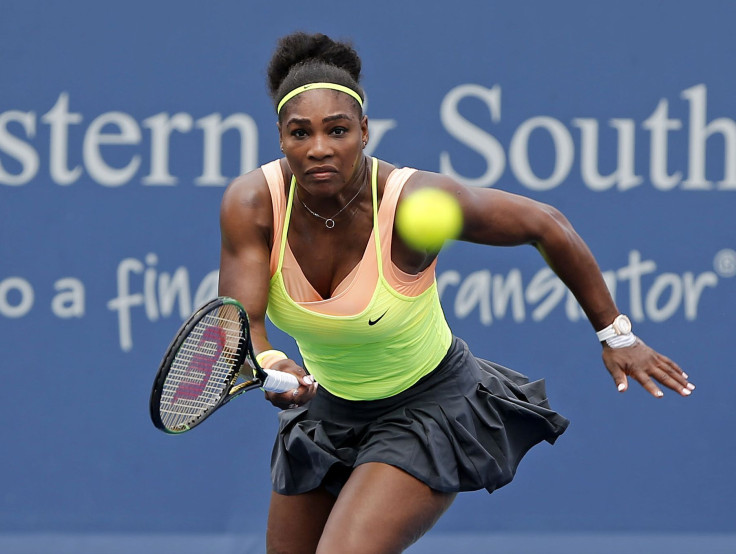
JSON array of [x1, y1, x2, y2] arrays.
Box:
[[307, 133, 333, 159]]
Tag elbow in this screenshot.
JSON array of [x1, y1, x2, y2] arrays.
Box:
[[531, 203, 579, 249]]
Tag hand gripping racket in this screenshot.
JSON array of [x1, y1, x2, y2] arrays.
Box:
[[150, 296, 299, 434]]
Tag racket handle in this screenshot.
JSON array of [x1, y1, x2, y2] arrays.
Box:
[[262, 369, 300, 393]]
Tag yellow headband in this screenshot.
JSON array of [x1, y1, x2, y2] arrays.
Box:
[[277, 82, 363, 114]]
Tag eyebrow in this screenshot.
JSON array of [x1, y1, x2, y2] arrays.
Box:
[[286, 113, 354, 126], [323, 113, 353, 123]]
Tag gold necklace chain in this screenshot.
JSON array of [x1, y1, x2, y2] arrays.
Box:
[[297, 179, 366, 229]]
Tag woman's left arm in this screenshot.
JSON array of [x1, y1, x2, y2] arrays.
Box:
[[516, 203, 694, 398], [415, 172, 694, 398]]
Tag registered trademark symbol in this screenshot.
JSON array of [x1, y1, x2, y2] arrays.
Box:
[[713, 248, 736, 278]]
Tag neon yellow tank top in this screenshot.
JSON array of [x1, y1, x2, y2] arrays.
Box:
[[265, 157, 452, 400]]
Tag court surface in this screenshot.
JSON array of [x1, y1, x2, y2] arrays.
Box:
[[1, 533, 735, 553]]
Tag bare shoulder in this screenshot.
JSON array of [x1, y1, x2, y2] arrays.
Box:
[[220, 166, 274, 247], [374, 158, 397, 194], [221, 166, 271, 214], [377, 158, 397, 177]]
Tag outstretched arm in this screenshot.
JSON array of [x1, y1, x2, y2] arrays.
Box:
[[403, 172, 694, 398], [218, 169, 317, 408]]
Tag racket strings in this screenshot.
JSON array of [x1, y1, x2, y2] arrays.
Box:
[[158, 306, 246, 431]]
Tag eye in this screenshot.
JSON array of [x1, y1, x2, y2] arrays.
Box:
[[331, 127, 348, 136], [291, 129, 308, 138]]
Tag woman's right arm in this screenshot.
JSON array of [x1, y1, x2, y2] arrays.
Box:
[[218, 169, 316, 408], [218, 169, 275, 354]]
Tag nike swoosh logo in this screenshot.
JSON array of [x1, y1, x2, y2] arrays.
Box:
[[368, 310, 388, 326]]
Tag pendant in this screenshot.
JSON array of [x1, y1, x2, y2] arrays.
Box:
[[325, 219, 336, 229]]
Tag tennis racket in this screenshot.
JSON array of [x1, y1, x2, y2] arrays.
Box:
[[150, 296, 299, 434]]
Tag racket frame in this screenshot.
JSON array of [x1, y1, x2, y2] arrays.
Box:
[[149, 296, 266, 434]]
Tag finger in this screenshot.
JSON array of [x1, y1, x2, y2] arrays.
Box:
[[654, 359, 695, 396], [656, 355, 694, 392], [654, 368, 692, 396], [630, 370, 664, 398], [658, 352, 686, 377], [264, 388, 298, 409], [273, 364, 315, 391], [292, 385, 312, 407]]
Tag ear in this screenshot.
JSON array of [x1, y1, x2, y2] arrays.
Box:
[[361, 115, 369, 147], [277, 121, 284, 152]]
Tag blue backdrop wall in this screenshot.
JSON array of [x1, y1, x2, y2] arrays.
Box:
[[1, 1, 734, 552]]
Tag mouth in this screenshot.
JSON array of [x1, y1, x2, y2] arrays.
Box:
[[305, 166, 338, 179]]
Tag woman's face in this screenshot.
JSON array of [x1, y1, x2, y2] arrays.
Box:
[[278, 89, 368, 197]]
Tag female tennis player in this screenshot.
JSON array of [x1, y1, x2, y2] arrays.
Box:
[[218, 32, 694, 554]]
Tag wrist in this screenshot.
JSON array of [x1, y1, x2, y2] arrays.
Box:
[[596, 314, 636, 348], [256, 349, 288, 368]]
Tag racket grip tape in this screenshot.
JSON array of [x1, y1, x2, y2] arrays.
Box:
[[262, 369, 301, 393]]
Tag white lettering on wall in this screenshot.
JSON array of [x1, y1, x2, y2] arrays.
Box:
[[509, 116, 574, 191], [0, 93, 262, 188], [439, 84, 506, 188], [83, 111, 142, 187], [2, 249, 729, 351], [141, 112, 194, 185], [0, 110, 39, 186], [106, 253, 218, 351], [195, 113, 258, 186], [0, 277, 34, 317], [439, 83, 735, 191], [438, 249, 722, 325], [642, 99, 683, 190], [1, 86, 733, 190], [51, 277, 85, 318], [365, 119, 397, 157], [681, 84, 736, 190], [41, 93, 83, 186], [573, 118, 642, 191]]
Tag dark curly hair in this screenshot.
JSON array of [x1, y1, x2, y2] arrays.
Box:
[[267, 32, 364, 118]]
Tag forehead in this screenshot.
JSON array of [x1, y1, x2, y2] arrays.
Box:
[[281, 89, 361, 122]]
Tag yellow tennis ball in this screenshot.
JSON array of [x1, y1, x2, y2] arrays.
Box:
[[395, 188, 463, 252]]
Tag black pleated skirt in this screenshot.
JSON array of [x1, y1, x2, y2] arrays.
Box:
[[271, 337, 570, 497]]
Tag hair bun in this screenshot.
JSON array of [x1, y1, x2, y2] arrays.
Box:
[[267, 32, 362, 99]]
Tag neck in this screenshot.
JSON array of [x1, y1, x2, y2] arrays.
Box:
[[336, 155, 370, 204], [348, 154, 370, 192], [296, 156, 371, 228]]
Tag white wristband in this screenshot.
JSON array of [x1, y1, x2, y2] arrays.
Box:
[[605, 332, 637, 349], [596, 314, 636, 348]]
